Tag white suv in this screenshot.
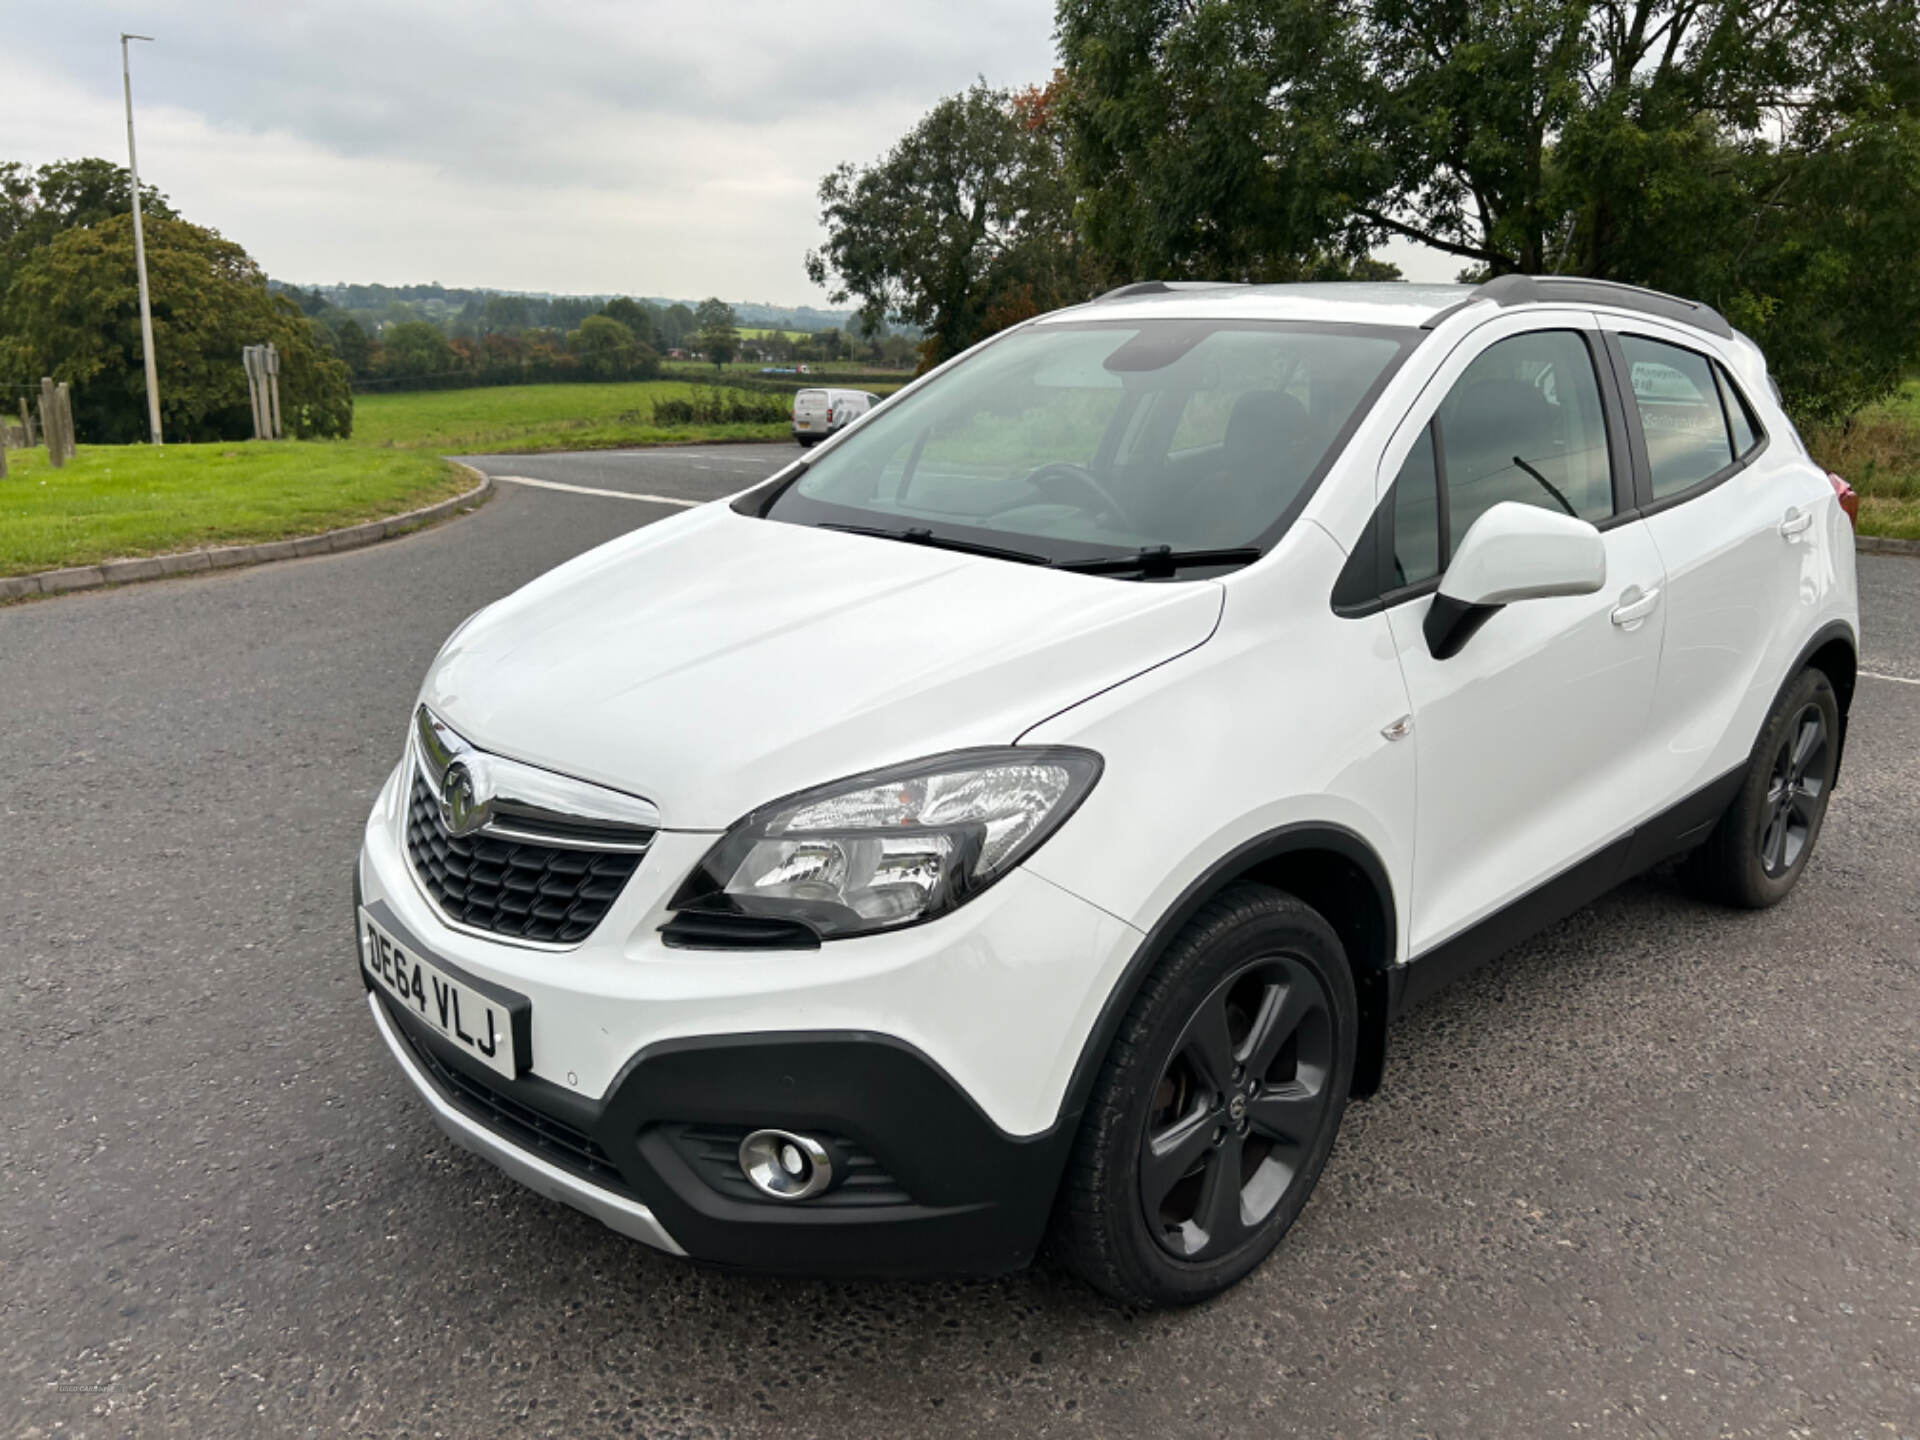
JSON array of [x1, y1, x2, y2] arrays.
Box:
[[356, 278, 1860, 1306]]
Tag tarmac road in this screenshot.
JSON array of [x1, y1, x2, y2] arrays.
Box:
[[3, 442, 1916, 1438]]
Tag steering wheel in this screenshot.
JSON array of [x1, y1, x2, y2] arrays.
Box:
[[1024, 462, 1139, 530]]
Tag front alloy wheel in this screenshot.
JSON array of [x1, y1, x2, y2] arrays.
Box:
[[1051, 884, 1356, 1307], [1140, 957, 1334, 1261]]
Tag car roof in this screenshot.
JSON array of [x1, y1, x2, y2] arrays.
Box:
[[1041, 276, 1736, 342], [1042, 281, 1473, 330]]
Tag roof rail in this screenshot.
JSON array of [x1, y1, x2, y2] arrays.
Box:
[[1432, 273, 1732, 338], [1093, 280, 1251, 302]]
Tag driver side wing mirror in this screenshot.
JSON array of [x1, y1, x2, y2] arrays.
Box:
[[1423, 501, 1607, 659]]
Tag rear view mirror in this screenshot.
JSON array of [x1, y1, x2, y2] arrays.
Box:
[[1424, 502, 1606, 658]]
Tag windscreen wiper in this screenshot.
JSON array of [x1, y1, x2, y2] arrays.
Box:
[[817, 523, 1054, 566], [1054, 545, 1263, 579]]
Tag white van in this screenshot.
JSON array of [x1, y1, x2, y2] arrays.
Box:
[[792, 388, 879, 446]]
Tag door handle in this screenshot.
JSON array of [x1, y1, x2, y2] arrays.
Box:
[[1610, 585, 1661, 628], [1779, 506, 1813, 538]]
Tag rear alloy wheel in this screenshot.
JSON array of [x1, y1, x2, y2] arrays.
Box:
[[1757, 703, 1831, 880], [1051, 884, 1356, 1306], [1687, 667, 1840, 908]]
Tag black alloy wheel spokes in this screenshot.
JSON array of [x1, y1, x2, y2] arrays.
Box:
[[1758, 704, 1830, 878], [1138, 956, 1333, 1261]]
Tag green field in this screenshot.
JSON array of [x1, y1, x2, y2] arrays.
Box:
[[354, 380, 791, 454], [0, 442, 467, 577], [1809, 379, 1920, 540]]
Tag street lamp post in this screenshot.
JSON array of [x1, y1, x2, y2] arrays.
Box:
[[121, 32, 162, 446]]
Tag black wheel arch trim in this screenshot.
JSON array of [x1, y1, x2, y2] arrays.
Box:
[[1055, 821, 1400, 1128], [1783, 618, 1857, 786]]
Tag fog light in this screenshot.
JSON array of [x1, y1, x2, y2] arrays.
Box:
[[739, 1129, 834, 1201]]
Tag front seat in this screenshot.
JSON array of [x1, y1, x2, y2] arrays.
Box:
[[1208, 390, 1319, 539], [1443, 378, 1562, 506]]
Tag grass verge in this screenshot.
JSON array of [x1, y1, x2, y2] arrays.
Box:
[[0, 441, 469, 576], [1808, 379, 1920, 540], [354, 380, 792, 453]]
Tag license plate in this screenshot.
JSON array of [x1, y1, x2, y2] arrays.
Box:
[[360, 906, 527, 1079]]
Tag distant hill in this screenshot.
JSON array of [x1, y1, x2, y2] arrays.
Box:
[[273, 280, 867, 335]]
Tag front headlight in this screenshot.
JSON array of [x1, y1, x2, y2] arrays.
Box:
[[668, 747, 1102, 940]]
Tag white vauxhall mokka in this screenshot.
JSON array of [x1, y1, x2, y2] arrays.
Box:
[[357, 277, 1860, 1305]]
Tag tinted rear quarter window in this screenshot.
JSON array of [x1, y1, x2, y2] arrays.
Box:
[[1619, 336, 1735, 498], [1716, 364, 1761, 457]]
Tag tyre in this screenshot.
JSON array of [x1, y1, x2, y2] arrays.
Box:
[[1686, 667, 1840, 908], [1051, 883, 1357, 1307]]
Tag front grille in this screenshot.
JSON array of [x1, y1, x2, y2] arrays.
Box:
[[405, 771, 642, 944], [664, 1123, 912, 1207], [392, 1006, 635, 1197]]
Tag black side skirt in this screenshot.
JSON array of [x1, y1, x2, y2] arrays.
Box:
[[1392, 765, 1745, 1016]]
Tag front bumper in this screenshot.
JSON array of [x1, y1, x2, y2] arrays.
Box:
[[366, 989, 685, 1254], [356, 758, 1142, 1274]]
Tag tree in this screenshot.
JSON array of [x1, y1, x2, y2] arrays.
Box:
[[694, 297, 738, 368], [1057, 0, 1920, 419], [332, 317, 373, 378], [807, 80, 1098, 369], [482, 293, 530, 334], [660, 302, 696, 349], [599, 296, 657, 347], [0, 157, 178, 300], [0, 211, 352, 441], [567, 313, 659, 380], [546, 296, 598, 330], [380, 321, 455, 380]]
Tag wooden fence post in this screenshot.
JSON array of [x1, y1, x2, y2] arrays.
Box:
[[244, 346, 268, 440], [0, 416, 8, 479], [39, 378, 63, 468], [266, 343, 283, 439], [18, 398, 32, 450], [56, 382, 75, 461]]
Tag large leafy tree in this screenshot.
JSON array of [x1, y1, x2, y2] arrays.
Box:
[[807, 81, 1104, 369], [0, 157, 177, 301], [0, 209, 352, 442], [1058, 0, 1920, 419]]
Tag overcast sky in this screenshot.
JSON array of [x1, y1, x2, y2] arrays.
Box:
[[7, 1, 1451, 304]]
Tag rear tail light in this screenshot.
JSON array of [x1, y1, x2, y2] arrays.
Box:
[[1827, 472, 1858, 528]]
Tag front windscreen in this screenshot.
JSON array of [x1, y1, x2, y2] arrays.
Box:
[[762, 319, 1415, 568]]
